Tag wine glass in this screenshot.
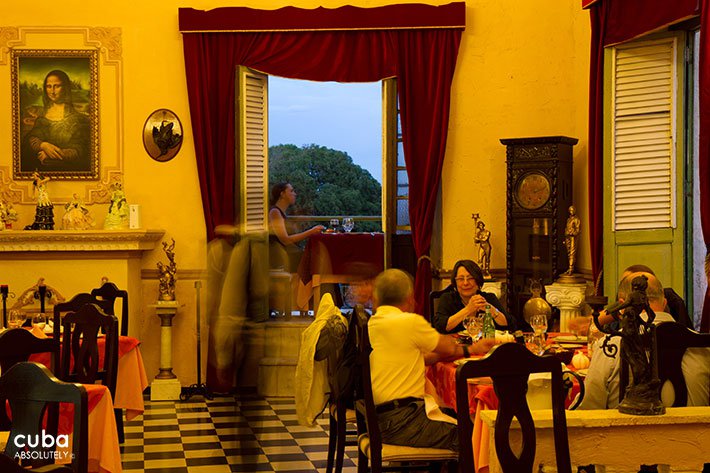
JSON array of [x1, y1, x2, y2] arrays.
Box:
[[342, 217, 354, 233], [329, 218, 340, 232], [524, 332, 545, 355], [7, 310, 25, 329], [466, 312, 484, 340], [32, 313, 47, 331], [530, 314, 548, 335]]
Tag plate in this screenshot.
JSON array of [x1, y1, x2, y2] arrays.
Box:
[[556, 342, 585, 349], [555, 335, 587, 343]]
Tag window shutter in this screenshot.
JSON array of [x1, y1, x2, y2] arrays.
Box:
[[238, 67, 268, 233], [612, 39, 676, 231]]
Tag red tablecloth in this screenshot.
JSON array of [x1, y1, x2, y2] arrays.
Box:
[[297, 232, 384, 285], [30, 335, 140, 373]]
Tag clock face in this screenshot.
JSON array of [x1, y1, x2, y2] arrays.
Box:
[[515, 173, 551, 210]]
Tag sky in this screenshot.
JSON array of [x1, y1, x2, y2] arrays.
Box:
[[268, 76, 383, 183]]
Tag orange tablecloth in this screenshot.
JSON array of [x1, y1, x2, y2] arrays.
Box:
[[29, 335, 148, 421]]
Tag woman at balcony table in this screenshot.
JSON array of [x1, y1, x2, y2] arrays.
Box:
[[268, 182, 325, 272], [431, 259, 514, 334]]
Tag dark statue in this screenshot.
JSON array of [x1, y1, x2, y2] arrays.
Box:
[[591, 275, 664, 415]]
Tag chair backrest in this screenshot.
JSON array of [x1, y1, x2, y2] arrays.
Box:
[[90, 282, 129, 337], [0, 362, 87, 473], [53, 293, 100, 340], [455, 343, 571, 473], [60, 303, 119, 400], [353, 304, 386, 464], [429, 285, 454, 323], [0, 328, 60, 375], [655, 321, 710, 406]]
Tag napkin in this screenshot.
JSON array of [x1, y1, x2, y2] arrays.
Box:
[[495, 330, 515, 344], [30, 326, 48, 339]]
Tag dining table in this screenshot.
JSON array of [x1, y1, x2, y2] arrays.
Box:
[[426, 333, 586, 473], [296, 232, 384, 309]]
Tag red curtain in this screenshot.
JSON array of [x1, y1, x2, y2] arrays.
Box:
[[585, 0, 710, 332], [180, 4, 464, 317]]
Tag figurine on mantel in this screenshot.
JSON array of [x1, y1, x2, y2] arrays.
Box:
[[0, 199, 18, 231], [103, 181, 129, 229], [62, 193, 94, 230], [157, 238, 177, 301], [24, 171, 54, 230]]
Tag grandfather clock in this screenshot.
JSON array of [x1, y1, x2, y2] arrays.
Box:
[[501, 136, 577, 325]]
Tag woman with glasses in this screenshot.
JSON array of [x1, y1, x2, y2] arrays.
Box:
[[431, 259, 514, 334]]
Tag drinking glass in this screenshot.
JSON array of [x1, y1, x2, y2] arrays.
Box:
[[342, 217, 354, 233], [523, 332, 545, 355], [530, 314, 548, 335], [465, 312, 484, 340], [32, 313, 47, 331], [329, 218, 340, 232], [7, 310, 25, 329]]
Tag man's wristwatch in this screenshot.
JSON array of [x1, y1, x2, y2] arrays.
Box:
[[461, 345, 470, 358]]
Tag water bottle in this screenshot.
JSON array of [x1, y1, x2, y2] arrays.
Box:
[[482, 304, 495, 339]]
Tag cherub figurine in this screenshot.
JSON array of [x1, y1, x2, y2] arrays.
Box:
[[157, 239, 177, 301]]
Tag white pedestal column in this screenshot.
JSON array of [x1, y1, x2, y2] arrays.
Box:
[[482, 280, 503, 300], [544, 282, 586, 333], [150, 300, 181, 401]]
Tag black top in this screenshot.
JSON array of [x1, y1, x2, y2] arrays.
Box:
[[269, 206, 288, 247], [664, 287, 692, 328], [432, 289, 515, 334]]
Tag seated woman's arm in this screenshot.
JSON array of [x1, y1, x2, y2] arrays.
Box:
[[482, 293, 514, 331], [269, 208, 323, 246], [432, 292, 470, 333]]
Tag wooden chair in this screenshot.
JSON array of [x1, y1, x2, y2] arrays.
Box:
[[319, 306, 361, 473], [0, 362, 88, 473], [59, 303, 120, 443], [455, 342, 572, 473], [353, 305, 458, 473], [91, 281, 129, 337], [655, 321, 710, 406], [52, 293, 99, 341]]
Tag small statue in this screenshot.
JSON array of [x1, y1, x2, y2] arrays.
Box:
[[594, 274, 664, 415], [564, 205, 581, 275], [472, 213, 492, 279], [62, 193, 94, 230], [104, 181, 129, 230], [157, 238, 177, 301], [0, 199, 17, 230], [24, 171, 54, 230]]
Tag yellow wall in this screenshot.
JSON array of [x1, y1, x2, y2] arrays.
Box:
[[1, 0, 591, 385]]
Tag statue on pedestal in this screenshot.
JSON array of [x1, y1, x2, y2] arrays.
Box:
[[564, 205, 580, 275], [157, 238, 177, 301]]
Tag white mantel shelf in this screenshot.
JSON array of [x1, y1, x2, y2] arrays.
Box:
[[0, 229, 165, 252]]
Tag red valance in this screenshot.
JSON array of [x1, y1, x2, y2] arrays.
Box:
[[178, 3, 465, 33]]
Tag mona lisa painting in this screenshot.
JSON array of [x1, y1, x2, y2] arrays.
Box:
[[12, 49, 99, 180]]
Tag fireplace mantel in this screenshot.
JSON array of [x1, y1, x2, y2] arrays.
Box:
[[0, 229, 165, 253]]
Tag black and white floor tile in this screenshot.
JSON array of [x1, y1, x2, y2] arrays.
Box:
[[121, 395, 358, 473]]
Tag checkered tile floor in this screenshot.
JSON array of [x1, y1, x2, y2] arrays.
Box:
[[121, 395, 358, 473]]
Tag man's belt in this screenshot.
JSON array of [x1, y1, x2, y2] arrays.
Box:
[[375, 397, 421, 414]]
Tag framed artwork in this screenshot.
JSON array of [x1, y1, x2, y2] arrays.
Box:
[[142, 108, 183, 162], [11, 49, 99, 180]]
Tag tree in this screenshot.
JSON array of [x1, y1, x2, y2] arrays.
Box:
[[269, 144, 382, 232]]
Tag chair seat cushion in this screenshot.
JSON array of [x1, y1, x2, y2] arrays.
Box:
[[358, 433, 457, 462], [329, 404, 357, 423]]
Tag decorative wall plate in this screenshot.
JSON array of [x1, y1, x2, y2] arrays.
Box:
[[143, 109, 183, 162]]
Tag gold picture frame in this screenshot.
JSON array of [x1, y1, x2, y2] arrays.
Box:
[[142, 108, 183, 162], [11, 49, 99, 180]]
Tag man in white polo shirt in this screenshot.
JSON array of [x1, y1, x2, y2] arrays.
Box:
[[368, 269, 495, 450]]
